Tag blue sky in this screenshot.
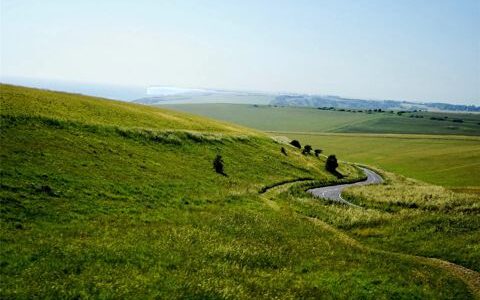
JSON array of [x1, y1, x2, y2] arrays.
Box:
[[1, 0, 479, 104]]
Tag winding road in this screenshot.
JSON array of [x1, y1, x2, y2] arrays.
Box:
[[308, 167, 383, 206]]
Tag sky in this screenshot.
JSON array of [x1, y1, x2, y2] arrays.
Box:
[[1, 0, 479, 104]]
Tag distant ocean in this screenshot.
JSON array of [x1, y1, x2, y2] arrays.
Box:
[[0, 77, 147, 102]]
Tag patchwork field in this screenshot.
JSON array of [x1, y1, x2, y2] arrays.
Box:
[[1, 85, 479, 299]]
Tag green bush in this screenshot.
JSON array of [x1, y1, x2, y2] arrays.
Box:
[[290, 140, 301, 149], [213, 154, 226, 175], [302, 145, 312, 155], [326, 155, 338, 172]]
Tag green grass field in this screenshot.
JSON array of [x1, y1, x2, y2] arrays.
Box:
[[1, 85, 479, 299], [165, 104, 480, 190], [281, 133, 480, 190], [165, 103, 480, 136]]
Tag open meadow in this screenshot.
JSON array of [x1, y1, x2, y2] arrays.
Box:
[[165, 104, 480, 136], [1, 85, 479, 298], [166, 104, 480, 191]]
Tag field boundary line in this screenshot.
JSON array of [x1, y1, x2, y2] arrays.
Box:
[[265, 131, 480, 142]]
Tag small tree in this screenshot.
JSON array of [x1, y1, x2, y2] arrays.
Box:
[[290, 140, 301, 149], [302, 145, 312, 155], [325, 155, 338, 172], [314, 149, 322, 157], [281, 147, 287, 156], [213, 154, 225, 175]]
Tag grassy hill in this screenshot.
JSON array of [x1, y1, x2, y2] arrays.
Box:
[[164, 104, 480, 190], [1, 85, 479, 299]]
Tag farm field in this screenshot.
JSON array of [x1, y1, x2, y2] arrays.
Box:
[[164, 103, 480, 136], [281, 133, 480, 191], [165, 104, 480, 190], [1, 85, 479, 298]]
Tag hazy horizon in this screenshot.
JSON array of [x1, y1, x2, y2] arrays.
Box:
[[1, 0, 479, 104], [2, 75, 480, 107]]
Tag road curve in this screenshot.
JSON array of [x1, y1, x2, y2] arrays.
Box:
[[308, 167, 383, 206]]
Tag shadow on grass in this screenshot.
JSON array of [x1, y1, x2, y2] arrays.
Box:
[[327, 169, 344, 179]]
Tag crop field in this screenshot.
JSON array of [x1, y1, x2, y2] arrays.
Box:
[[164, 104, 382, 133], [281, 133, 480, 190], [165, 103, 480, 136], [1, 85, 479, 299]]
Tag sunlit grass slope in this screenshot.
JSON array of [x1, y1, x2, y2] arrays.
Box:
[[1, 84, 250, 134], [0, 84, 475, 298], [279, 168, 480, 272]]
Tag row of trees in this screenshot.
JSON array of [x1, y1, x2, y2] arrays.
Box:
[[212, 140, 338, 176], [289, 140, 323, 157], [289, 139, 338, 173]]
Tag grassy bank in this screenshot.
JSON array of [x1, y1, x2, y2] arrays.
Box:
[[279, 169, 480, 273], [0, 85, 477, 298]]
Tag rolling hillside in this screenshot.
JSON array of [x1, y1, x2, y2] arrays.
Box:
[[165, 103, 480, 189], [1, 85, 478, 299]]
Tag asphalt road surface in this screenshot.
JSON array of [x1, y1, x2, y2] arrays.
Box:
[[308, 167, 383, 206]]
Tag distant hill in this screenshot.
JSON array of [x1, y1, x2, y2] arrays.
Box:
[[137, 89, 479, 112], [270, 95, 480, 112]]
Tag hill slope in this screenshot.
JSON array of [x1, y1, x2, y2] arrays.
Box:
[[0, 85, 477, 299], [164, 103, 480, 189]]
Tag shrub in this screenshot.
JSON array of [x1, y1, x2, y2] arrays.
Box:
[[314, 149, 322, 157], [213, 155, 226, 175], [281, 147, 287, 156], [302, 145, 312, 155], [290, 140, 301, 149], [452, 119, 464, 123], [326, 155, 338, 172]]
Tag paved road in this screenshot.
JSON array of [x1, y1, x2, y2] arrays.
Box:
[[308, 167, 383, 206]]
